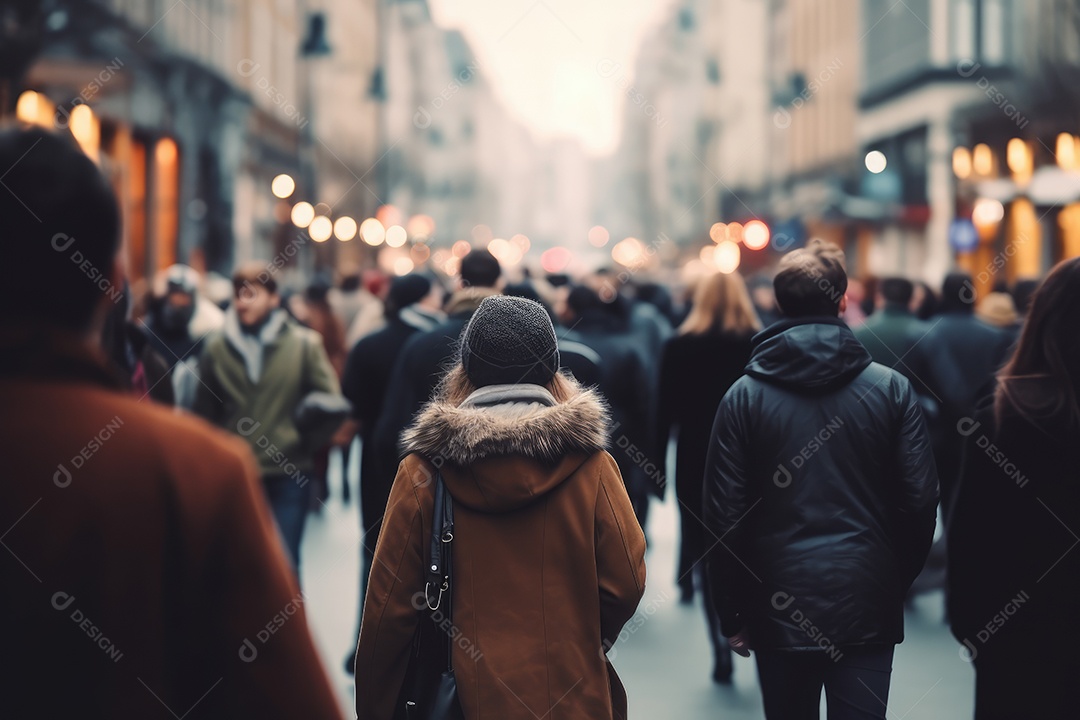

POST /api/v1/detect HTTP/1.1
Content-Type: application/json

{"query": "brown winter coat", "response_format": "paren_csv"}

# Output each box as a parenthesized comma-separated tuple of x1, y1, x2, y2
(0, 332, 343, 719)
(354, 381, 647, 720)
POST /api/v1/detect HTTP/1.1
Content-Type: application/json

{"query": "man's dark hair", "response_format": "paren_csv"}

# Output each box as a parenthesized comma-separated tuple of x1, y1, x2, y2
(0, 128, 120, 331)
(459, 249, 500, 288)
(773, 239, 848, 318)
(879, 277, 914, 307)
(940, 272, 975, 313)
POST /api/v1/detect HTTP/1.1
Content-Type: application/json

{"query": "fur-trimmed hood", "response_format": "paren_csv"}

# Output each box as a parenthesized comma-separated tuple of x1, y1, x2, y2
(399, 379, 610, 512)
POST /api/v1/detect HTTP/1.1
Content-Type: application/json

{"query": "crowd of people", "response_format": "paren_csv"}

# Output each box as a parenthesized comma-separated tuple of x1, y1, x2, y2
(4, 127, 1079, 720)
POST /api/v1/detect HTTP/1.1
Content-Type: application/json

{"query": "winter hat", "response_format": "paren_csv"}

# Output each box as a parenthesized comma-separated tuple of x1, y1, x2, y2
(460, 295, 560, 388)
(388, 274, 432, 311)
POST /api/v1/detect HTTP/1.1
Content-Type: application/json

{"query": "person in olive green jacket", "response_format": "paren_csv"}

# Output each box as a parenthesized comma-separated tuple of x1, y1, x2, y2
(194, 262, 340, 573)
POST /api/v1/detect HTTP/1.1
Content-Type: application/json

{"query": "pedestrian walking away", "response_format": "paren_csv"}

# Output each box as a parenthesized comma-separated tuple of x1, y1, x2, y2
(703, 239, 939, 720)
(353, 295, 646, 720)
(947, 258, 1080, 720)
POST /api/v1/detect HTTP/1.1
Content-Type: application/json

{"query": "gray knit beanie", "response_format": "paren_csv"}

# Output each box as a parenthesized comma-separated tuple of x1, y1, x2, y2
(460, 295, 560, 388)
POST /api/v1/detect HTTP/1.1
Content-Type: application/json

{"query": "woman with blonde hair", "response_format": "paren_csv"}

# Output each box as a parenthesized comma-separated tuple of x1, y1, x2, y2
(354, 295, 647, 720)
(656, 269, 760, 683)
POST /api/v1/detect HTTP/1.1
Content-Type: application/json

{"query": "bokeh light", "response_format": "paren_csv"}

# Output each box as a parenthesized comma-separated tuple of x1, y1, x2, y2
(385, 225, 408, 248)
(865, 150, 887, 174)
(541, 246, 573, 273)
(743, 220, 770, 250)
(333, 216, 357, 241)
(714, 240, 741, 274)
(588, 226, 610, 247)
(308, 216, 333, 242)
(271, 174, 295, 199)
(291, 201, 315, 228)
(360, 218, 386, 245)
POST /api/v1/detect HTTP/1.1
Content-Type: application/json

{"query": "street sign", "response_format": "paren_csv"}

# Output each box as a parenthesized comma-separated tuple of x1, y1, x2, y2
(949, 219, 980, 252)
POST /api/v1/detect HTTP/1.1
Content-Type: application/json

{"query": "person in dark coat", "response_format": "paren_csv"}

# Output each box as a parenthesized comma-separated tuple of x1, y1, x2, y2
(947, 261, 1079, 720)
(908, 272, 1011, 515)
(562, 285, 654, 526)
(141, 265, 207, 407)
(656, 270, 759, 683)
(853, 277, 930, 385)
(340, 273, 443, 674)
(370, 250, 503, 490)
(102, 284, 175, 405)
(704, 239, 939, 720)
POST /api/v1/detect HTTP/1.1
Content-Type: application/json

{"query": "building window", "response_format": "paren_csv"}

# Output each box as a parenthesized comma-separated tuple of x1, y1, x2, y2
(982, 0, 1007, 64)
(952, 0, 976, 61)
(952, 0, 1010, 65)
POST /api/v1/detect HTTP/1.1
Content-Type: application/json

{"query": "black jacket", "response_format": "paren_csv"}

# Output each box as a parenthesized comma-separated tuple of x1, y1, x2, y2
(573, 308, 657, 499)
(906, 312, 1011, 513)
(947, 395, 1080, 659)
(657, 330, 754, 501)
(704, 317, 938, 650)
(342, 317, 424, 535)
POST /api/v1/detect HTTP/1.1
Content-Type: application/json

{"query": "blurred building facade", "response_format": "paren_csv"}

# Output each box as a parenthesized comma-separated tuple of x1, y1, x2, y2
(606, 0, 1080, 286)
(616, 0, 718, 247)
(14, 0, 380, 290)
(380, 0, 539, 263)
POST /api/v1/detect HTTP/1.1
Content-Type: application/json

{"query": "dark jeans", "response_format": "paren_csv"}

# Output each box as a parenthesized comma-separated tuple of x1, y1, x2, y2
(755, 645, 895, 720)
(263, 473, 312, 575)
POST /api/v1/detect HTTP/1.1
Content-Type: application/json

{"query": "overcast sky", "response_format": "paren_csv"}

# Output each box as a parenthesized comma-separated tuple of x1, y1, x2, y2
(429, 0, 669, 156)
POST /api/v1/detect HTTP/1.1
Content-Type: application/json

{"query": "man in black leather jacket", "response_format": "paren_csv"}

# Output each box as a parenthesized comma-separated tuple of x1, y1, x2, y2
(703, 240, 938, 720)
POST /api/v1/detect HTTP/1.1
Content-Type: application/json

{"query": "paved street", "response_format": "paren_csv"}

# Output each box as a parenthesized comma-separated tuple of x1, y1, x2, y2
(301, 449, 974, 719)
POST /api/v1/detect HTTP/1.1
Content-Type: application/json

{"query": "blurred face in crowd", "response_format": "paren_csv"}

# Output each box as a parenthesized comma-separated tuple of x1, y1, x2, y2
(160, 290, 195, 332)
(234, 283, 279, 328)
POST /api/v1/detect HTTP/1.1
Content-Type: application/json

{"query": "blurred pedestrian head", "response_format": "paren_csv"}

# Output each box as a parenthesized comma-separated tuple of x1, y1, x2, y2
(679, 271, 761, 337)
(565, 285, 602, 319)
(0, 127, 121, 333)
(996, 257, 1080, 430)
(940, 272, 976, 313)
(231, 261, 280, 328)
(459, 249, 501, 289)
(1011, 278, 1040, 316)
(385, 273, 434, 318)
(156, 265, 199, 333)
(976, 292, 1019, 329)
(635, 282, 677, 324)
(772, 239, 848, 318)
(879, 277, 914, 308)
(304, 278, 332, 306)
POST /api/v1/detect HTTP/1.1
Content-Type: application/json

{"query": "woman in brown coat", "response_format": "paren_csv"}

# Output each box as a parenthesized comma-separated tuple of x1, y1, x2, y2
(354, 295, 647, 720)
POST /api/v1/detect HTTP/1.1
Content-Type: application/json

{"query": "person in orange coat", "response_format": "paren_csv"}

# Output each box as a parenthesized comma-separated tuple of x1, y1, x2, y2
(354, 295, 647, 720)
(0, 127, 342, 719)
